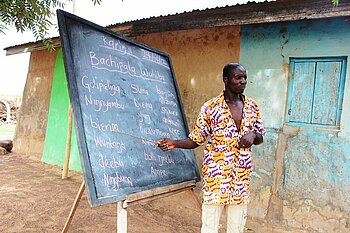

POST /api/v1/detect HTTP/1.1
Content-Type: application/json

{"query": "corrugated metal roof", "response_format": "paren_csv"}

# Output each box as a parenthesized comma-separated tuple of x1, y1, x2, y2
(104, 0, 275, 27)
(5, 0, 350, 55)
(4, 0, 274, 50)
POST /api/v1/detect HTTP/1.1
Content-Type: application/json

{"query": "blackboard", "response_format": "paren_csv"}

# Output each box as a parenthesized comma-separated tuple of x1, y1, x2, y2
(57, 10, 200, 206)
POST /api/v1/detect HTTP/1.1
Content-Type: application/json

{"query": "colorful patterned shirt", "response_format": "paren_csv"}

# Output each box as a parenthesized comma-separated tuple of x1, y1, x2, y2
(189, 92, 265, 205)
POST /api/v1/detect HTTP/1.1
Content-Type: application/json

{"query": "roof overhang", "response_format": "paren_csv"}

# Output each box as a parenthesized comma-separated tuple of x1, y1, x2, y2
(5, 0, 350, 55)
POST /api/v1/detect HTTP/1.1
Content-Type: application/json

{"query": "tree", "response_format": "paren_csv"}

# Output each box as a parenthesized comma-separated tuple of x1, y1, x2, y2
(0, 0, 102, 51)
(332, 0, 339, 5)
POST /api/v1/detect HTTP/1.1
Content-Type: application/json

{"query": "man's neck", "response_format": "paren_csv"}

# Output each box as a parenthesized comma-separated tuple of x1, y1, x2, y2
(224, 91, 242, 104)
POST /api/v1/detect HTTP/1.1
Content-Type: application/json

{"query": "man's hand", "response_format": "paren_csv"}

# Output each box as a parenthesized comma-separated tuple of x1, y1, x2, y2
(238, 131, 263, 148)
(238, 132, 255, 148)
(156, 138, 175, 151)
(156, 138, 199, 151)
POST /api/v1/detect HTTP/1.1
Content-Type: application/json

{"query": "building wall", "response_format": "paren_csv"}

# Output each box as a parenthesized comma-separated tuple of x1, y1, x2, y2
(240, 17, 350, 232)
(13, 50, 58, 159)
(134, 26, 241, 129)
(42, 50, 81, 171)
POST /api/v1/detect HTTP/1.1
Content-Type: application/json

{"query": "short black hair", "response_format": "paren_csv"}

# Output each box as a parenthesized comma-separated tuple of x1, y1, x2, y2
(223, 62, 245, 79)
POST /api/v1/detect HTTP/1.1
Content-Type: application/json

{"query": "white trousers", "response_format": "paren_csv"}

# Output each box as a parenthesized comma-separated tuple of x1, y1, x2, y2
(201, 204, 247, 233)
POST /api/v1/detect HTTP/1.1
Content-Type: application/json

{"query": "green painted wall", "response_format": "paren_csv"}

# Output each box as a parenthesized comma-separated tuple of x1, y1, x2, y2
(42, 50, 81, 172)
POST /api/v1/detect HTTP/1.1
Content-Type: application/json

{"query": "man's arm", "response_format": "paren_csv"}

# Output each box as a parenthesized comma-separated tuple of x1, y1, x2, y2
(238, 131, 263, 148)
(253, 132, 263, 145)
(157, 138, 199, 151)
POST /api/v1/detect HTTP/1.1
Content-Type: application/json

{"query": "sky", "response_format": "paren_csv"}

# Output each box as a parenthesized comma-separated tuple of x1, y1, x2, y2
(0, 30, 32, 96)
(0, 0, 269, 97)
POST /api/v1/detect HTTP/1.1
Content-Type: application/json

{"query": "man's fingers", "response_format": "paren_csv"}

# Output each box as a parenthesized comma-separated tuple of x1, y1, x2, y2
(156, 139, 166, 147)
(239, 141, 252, 148)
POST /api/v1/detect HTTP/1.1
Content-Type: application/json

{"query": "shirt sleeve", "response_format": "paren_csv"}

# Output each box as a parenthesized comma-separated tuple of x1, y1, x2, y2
(253, 101, 266, 136)
(189, 104, 211, 146)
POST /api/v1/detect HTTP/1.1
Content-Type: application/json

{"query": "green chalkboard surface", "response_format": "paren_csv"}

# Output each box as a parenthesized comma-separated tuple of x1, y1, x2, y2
(57, 10, 200, 206)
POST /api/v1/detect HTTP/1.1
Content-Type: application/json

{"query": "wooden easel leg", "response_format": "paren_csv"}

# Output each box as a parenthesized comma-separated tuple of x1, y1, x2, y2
(62, 104, 73, 179)
(61, 181, 85, 233)
(117, 201, 127, 233)
(187, 189, 202, 216)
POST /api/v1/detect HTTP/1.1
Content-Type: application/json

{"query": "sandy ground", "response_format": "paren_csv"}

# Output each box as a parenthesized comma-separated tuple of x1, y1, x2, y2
(0, 125, 311, 233)
(0, 154, 203, 233)
(0, 117, 314, 233)
(0, 152, 308, 233)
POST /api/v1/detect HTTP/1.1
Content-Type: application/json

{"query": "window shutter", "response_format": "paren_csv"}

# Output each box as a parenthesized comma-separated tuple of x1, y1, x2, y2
(289, 62, 315, 123)
(287, 57, 346, 127)
(312, 61, 342, 125)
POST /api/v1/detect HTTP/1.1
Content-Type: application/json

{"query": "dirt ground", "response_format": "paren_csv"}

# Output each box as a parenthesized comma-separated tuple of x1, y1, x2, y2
(0, 152, 306, 233)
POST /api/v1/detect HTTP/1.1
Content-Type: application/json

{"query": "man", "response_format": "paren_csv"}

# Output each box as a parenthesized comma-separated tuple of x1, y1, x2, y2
(157, 62, 265, 233)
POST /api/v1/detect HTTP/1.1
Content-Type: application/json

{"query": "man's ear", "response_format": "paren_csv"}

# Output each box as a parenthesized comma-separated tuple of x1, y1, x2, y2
(224, 77, 228, 84)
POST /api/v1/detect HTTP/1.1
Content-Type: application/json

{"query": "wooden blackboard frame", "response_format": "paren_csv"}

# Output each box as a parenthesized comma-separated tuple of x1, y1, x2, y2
(57, 10, 200, 206)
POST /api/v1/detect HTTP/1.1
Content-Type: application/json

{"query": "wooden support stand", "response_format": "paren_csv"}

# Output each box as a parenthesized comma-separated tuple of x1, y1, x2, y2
(61, 181, 85, 233)
(61, 180, 201, 233)
(62, 104, 72, 179)
(117, 202, 127, 233)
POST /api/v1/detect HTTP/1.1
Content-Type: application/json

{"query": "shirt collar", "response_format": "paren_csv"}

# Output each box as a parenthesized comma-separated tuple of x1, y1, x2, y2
(220, 91, 246, 106)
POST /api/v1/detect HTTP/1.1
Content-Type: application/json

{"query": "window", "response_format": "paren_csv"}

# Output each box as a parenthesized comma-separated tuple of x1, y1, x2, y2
(286, 57, 347, 127)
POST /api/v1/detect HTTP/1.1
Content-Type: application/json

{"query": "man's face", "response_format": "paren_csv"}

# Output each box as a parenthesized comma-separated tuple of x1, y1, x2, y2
(226, 67, 247, 94)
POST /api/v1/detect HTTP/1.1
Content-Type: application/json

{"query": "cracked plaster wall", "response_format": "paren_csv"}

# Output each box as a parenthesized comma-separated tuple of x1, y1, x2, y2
(240, 17, 350, 232)
(13, 50, 58, 159)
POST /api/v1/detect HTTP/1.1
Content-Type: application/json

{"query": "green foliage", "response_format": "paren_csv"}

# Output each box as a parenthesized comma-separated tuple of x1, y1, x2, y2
(0, 19, 6, 34)
(332, 0, 339, 5)
(92, 0, 103, 5)
(0, 0, 67, 51)
(0, 0, 104, 51)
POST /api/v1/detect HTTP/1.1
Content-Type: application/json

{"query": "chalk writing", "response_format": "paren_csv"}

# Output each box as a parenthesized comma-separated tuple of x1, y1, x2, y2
(89, 51, 137, 75)
(140, 66, 165, 83)
(134, 98, 153, 109)
(151, 167, 166, 177)
(139, 123, 171, 138)
(130, 83, 149, 95)
(93, 134, 126, 153)
(141, 139, 158, 149)
(158, 154, 175, 165)
(156, 86, 175, 99)
(142, 49, 169, 68)
(161, 106, 178, 116)
(159, 97, 177, 107)
(90, 114, 119, 132)
(144, 151, 175, 165)
(138, 112, 151, 124)
(89, 50, 166, 83)
(85, 94, 124, 112)
(144, 150, 157, 162)
(98, 154, 124, 169)
(100, 36, 138, 59)
(168, 127, 180, 135)
(104, 172, 133, 190)
(81, 75, 122, 96)
(162, 117, 180, 128)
